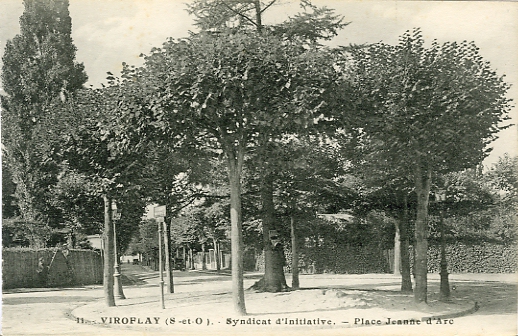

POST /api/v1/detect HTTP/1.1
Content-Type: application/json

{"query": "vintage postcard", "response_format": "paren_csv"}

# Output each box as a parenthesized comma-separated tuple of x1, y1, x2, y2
(1, 1, 516, 336)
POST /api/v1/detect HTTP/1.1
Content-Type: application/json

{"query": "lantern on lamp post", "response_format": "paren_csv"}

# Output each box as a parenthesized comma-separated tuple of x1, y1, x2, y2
(112, 201, 125, 300)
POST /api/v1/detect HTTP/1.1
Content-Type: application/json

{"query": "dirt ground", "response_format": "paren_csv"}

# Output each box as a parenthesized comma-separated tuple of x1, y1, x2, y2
(2, 264, 516, 336)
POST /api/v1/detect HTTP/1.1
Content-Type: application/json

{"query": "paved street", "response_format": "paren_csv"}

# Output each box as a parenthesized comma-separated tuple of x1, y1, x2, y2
(1, 264, 261, 336)
(2, 265, 516, 336)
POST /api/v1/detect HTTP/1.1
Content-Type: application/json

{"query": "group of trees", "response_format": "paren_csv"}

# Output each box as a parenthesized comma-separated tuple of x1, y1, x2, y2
(2, 0, 513, 315)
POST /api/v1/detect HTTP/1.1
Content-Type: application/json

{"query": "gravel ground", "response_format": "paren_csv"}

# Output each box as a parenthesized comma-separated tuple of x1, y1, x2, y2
(2, 265, 516, 336)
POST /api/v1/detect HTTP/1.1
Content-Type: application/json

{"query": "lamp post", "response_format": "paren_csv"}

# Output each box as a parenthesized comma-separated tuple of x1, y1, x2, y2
(112, 202, 126, 300)
(435, 190, 450, 301)
(154, 205, 166, 309)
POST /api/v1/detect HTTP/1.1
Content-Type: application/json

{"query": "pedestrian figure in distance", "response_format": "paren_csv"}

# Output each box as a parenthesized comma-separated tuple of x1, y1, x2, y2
(36, 257, 48, 287)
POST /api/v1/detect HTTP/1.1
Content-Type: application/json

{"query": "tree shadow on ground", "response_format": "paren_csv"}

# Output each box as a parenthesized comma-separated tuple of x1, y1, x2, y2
(449, 281, 516, 316)
(247, 306, 363, 316)
(261, 280, 515, 316)
(182, 274, 263, 285)
(296, 283, 402, 291)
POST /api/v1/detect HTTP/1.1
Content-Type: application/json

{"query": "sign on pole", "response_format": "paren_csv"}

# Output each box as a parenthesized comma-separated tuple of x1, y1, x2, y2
(154, 205, 166, 218)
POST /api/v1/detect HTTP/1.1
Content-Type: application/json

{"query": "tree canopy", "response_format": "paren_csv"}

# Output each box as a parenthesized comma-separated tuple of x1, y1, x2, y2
(349, 28, 512, 303)
(1, 0, 87, 246)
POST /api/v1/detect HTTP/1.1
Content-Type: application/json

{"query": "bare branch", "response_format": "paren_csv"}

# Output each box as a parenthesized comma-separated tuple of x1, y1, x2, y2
(260, 0, 276, 14)
(218, 0, 258, 27)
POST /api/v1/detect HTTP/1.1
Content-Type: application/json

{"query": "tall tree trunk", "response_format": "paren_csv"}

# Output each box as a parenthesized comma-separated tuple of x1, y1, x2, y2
(253, 0, 263, 32)
(103, 194, 115, 307)
(163, 220, 174, 293)
(290, 212, 299, 289)
(400, 193, 413, 292)
(227, 148, 246, 315)
(261, 174, 281, 292)
(250, 171, 288, 292)
(393, 220, 401, 275)
(413, 163, 432, 303)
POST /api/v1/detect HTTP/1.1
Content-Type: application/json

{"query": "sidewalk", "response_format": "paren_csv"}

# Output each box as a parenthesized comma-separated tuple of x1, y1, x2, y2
(70, 267, 499, 335)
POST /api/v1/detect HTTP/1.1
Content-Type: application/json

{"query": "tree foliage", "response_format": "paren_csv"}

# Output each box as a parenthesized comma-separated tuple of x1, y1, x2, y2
(187, 0, 348, 42)
(351, 29, 512, 173)
(350, 28, 512, 303)
(1, 0, 87, 246)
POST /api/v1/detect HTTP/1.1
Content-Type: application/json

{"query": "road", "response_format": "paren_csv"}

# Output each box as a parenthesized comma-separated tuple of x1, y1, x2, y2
(1, 264, 254, 336)
(2, 265, 516, 336)
(2, 285, 107, 335)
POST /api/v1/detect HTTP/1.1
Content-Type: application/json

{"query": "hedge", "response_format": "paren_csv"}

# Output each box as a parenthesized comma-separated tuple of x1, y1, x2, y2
(423, 242, 516, 273)
(254, 242, 516, 274)
(255, 243, 391, 274)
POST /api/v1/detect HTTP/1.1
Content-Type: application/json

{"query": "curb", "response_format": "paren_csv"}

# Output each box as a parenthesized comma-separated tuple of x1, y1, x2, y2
(421, 300, 479, 321)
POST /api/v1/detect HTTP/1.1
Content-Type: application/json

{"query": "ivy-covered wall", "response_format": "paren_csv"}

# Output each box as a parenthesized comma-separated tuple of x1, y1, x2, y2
(256, 243, 391, 274)
(255, 242, 516, 274)
(422, 242, 516, 273)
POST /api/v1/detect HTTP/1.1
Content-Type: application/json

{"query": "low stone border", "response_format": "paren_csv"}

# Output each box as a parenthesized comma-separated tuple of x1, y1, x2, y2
(421, 301, 479, 321)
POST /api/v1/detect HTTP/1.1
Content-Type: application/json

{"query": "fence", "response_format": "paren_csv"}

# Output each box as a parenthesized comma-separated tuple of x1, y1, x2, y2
(193, 251, 231, 270)
(2, 248, 103, 289)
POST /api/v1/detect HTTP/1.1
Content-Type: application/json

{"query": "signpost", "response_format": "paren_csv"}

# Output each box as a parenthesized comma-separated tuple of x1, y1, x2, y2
(154, 205, 166, 309)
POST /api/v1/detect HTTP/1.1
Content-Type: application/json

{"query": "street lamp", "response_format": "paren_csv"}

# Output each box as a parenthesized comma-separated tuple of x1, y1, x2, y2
(112, 201, 126, 300)
(435, 190, 450, 301)
(154, 205, 167, 309)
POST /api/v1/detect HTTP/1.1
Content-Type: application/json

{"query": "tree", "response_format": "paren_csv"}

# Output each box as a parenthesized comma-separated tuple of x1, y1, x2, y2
(441, 156, 517, 245)
(485, 154, 517, 209)
(268, 134, 354, 288)
(2, 158, 19, 219)
(187, 0, 347, 41)
(1, 0, 87, 246)
(119, 27, 340, 314)
(350, 28, 512, 303)
(187, 0, 350, 294)
(57, 85, 148, 306)
(345, 138, 416, 292)
(129, 219, 160, 269)
(49, 166, 104, 246)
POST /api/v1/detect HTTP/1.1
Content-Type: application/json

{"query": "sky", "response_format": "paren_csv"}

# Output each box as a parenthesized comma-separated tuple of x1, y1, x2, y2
(0, 0, 516, 166)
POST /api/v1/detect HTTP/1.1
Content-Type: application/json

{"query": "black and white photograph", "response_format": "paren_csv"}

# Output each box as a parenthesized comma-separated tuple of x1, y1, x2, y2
(1, 1, 517, 335)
